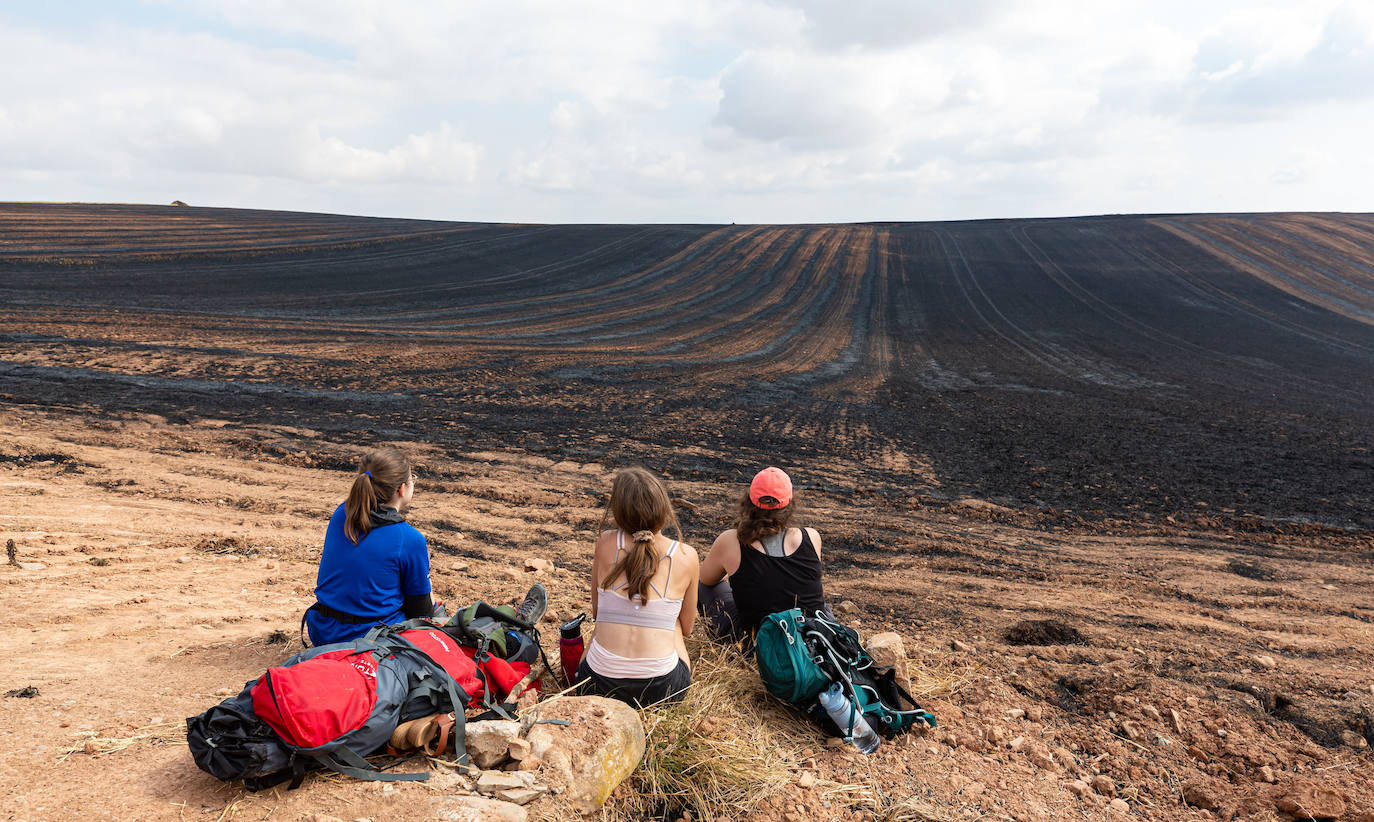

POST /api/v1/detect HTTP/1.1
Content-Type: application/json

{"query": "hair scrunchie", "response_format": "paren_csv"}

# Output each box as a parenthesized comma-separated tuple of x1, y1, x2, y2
(363, 471, 372, 479)
(631, 530, 654, 543)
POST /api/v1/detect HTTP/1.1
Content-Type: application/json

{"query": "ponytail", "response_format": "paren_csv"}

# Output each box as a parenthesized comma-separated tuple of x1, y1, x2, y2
(598, 469, 681, 602)
(343, 449, 411, 544)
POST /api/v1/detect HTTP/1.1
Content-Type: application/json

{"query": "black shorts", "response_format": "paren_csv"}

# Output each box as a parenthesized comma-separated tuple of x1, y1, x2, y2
(575, 657, 691, 708)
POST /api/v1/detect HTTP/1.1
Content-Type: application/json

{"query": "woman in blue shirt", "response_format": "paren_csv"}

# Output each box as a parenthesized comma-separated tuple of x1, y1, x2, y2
(303, 447, 437, 646)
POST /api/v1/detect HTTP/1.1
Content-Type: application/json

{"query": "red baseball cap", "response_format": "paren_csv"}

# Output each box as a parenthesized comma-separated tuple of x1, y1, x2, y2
(749, 466, 793, 509)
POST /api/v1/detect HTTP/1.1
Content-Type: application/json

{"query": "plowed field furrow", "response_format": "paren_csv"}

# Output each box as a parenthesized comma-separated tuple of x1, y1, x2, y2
(3, 205, 1373, 527)
(1156, 216, 1374, 325)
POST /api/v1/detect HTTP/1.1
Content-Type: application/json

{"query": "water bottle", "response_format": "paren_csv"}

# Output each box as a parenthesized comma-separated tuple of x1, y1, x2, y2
(818, 683, 881, 754)
(558, 612, 587, 686)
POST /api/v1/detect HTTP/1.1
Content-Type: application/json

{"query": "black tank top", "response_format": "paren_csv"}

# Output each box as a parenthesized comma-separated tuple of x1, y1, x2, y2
(731, 528, 827, 633)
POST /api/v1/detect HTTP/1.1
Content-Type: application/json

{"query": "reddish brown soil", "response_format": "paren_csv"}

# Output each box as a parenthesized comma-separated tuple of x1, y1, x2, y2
(1, 205, 1371, 821)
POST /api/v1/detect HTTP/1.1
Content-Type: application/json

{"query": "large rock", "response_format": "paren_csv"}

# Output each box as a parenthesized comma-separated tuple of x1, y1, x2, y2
(465, 720, 522, 768)
(1274, 780, 1346, 820)
(866, 632, 905, 672)
(432, 795, 528, 822)
(526, 695, 645, 813)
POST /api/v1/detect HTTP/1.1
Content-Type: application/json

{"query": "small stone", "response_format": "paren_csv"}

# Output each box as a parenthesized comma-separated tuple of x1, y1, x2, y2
(1109, 799, 1129, 814)
(835, 600, 859, 616)
(1120, 720, 1143, 741)
(516, 756, 542, 771)
(475, 770, 534, 794)
(1169, 708, 1184, 735)
(1339, 729, 1368, 749)
(1254, 654, 1276, 669)
(508, 737, 533, 760)
(986, 726, 1007, 746)
(1066, 780, 1091, 798)
(433, 795, 528, 822)
(1005, 708, 1025, 721)
(1257, 766, 1275, 783)
(466, 721, 522, 769)
(798, 771, 816, 789)
(956, 734, 983, 752)
(1187, 745, 1209, 763)
(304, 815, 347, 822)
(1008, 736, 1026, 752)
(1028, 750, 1057, 771)
(1091, 775, 1116, 798)
(523, 558, 554, 573)
(541, 610, 560, 625)
(1275, 780, 1345, 819)
(1141, 705, 1161, 721)
(215, 687, 234, 697)
(866, 632, 905, 671)
(1182, 782, 1220, 811)
(951, 639, 974, 653)
(495, 787, 546, 806)
(177, 556, 191, 564)
(825, 737, 847, 749)
(1025, 705, 1043, 722)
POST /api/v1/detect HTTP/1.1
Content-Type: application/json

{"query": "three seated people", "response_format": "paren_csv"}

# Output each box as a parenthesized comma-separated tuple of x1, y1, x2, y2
(304, 450, 828, 708)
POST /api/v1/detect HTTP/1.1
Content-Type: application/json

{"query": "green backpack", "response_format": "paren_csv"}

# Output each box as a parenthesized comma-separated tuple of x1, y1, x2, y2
(756, 610, 833, 704)
(756, 608, 937, 736)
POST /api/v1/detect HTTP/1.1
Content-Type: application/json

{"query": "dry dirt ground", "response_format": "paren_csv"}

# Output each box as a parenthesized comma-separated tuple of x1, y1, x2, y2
(1, 409, 1370, 822)
(1, 205, 1372, 821)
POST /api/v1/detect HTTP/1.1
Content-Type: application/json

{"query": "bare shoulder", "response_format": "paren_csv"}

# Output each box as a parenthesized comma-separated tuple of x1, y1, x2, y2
(713, 528, 741, 548)
(674, 540, 700, 566)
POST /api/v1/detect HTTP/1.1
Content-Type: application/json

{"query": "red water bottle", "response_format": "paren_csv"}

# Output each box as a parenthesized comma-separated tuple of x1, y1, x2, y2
(559, 613, 586, 687)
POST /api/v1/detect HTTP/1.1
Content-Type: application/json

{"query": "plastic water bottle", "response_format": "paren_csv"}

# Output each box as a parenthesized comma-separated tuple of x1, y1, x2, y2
(818, 683, 881, 754)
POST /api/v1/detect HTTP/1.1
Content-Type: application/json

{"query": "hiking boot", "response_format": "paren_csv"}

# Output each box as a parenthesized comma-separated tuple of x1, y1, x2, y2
(514, 583, 548, 626)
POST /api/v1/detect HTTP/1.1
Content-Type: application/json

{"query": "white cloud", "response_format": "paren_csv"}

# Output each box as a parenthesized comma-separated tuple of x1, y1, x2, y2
(0, 1, 1370, 221)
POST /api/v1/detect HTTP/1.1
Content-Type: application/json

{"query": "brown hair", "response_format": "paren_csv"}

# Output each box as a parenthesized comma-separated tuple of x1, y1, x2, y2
(344, 448, 411, 544)
(598, 467, 682, 602)
(734, 490, 796, 547)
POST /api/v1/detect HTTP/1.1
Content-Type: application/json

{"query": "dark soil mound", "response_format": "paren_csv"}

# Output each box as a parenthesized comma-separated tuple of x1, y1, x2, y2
(1005, 619, 1083, 646)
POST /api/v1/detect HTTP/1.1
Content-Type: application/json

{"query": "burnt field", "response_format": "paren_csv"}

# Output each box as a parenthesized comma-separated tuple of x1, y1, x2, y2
(3, 203, 1371, 529)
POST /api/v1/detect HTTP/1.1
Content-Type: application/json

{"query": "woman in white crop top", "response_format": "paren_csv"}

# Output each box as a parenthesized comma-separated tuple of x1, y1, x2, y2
(576, 467, 699, 707)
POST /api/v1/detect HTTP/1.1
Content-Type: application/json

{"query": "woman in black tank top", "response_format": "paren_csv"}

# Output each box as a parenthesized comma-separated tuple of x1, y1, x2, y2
(698, 467, 830, 642)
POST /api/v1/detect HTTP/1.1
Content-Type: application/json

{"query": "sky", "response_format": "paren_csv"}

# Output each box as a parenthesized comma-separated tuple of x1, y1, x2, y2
(1, 1, 1371, 224)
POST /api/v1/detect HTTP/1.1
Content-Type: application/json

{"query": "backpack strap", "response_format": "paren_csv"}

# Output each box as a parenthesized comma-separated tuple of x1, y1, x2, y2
(761, 531, 788, 558)
(313, 747, 430, 782)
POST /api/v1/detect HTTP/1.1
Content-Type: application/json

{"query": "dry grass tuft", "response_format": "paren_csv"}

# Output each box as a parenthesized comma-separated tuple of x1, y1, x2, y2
(58, 720, 186, 760)
(528, 635, 969, 822)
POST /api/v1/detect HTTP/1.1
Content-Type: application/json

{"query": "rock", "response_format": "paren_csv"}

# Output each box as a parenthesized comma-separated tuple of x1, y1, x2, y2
(867, 632, 905, 671)
(1005, 708, 1026, 721)
(1181, 781, 1220, 811)
(986, 726, 1007, 746)
(508, 737, 533, 760)
(432, 795, 529, 822)
(516, 756, 542, 771)
(1187, 745, 1209, 763)
(1141, 705, 1161, 721)
(1008, 736, 1026, 752)
(1274, 780, 1345, 819)
(825, 736, 847, 749)
(1091, 775, 1116, 798)
(835, 600, 859, 616)
(1340, 729, 1368, 749)
(496, 787, 546, 806)
(525, 696, 645, 814)
(1109, 798, 1129, 813)
(541, 610, 560, 624)
(1369, 684, 1374, 696)
(475, 770, 534, 793)
(1120, 720, 1143, 741)
(1028, 750, 1057, 771)
(955, 734, 983, 752)
(523, 558, 554, 573)
(466, 721, 522, 768)
(798, 771, 816, 789)
(1258, 766, 1275, 783)
(950, 639, 974, 653)
(1169, 708, 1184, 736)
(1066, 780, 1091, 798)
(177, 556, 191, 564)
(1254, 654, 1276, 669)
(305, 816, 346, 822)
(1025, 705, 1043, 722)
